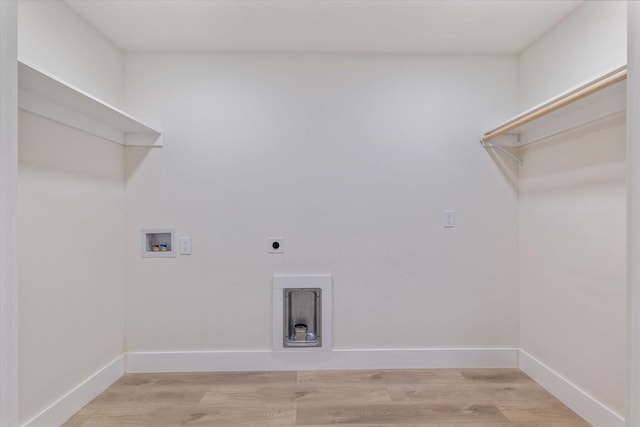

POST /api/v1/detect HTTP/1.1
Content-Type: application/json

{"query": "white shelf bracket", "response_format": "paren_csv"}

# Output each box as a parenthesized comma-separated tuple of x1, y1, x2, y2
(480, 138, 523, 166)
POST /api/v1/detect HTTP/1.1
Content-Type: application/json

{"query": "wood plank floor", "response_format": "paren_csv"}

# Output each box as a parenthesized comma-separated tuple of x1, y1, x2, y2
(62, 369, 591, 426)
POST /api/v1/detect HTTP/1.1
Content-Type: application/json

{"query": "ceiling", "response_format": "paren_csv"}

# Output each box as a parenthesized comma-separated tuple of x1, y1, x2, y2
(64, 0, 582, 55)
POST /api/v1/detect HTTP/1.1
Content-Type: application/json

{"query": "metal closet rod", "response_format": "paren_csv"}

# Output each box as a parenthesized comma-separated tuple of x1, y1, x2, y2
(482, 65, 628, 143)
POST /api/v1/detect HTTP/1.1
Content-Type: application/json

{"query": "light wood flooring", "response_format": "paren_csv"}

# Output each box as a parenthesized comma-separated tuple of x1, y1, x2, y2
(62, 369, 590, 426)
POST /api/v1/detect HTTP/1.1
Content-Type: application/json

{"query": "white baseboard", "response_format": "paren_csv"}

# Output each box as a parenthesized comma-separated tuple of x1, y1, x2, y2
(519, 350, 624, 427)
(23, 348, 623, 427)
(125, 347, 518, 373)
(22, 355, 124, 427)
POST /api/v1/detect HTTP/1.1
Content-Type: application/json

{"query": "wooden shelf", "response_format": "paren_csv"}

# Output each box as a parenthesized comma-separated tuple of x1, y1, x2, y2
(18, 61, 162, 147)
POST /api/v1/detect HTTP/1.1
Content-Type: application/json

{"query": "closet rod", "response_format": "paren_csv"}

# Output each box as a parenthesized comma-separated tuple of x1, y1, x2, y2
(482, 65, 627, 143)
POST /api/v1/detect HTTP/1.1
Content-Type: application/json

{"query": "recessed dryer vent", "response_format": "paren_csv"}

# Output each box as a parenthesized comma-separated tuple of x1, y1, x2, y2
(273, 275, 332, 351)
(284, 288, 321, 348)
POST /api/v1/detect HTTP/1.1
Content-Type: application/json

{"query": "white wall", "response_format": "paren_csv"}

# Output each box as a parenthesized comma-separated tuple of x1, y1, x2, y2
(518, 0, 627, 111)
(18, 111, 125, 424)
(0, 1, 19, 426)
(16, 1, 127, 423)
(518, 116, 627, 416)
(124, 53, 520, 353)
(18, 0, 124, 107)
(517, 0, 628, 421)
(627, 3, 640, 424)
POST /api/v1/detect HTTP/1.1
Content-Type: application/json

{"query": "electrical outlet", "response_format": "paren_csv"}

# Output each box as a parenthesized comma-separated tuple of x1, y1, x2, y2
(268, 238, 284, 253)
(179, 237, 192, 255)
(443, 210, 455, 228)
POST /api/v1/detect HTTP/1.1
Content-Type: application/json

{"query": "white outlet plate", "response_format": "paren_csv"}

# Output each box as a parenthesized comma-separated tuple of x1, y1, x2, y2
(443, 210, 455, 228)
(179, 237, 192, 255)
(268, 237, 284, 253)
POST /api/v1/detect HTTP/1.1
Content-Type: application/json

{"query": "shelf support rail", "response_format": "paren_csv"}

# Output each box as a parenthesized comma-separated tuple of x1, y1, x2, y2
(481, 65, 627, 144)
(480, 138, 523, 166)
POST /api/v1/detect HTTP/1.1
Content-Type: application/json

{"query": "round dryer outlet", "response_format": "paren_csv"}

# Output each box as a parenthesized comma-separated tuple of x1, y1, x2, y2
(268, 238, 284, 253)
